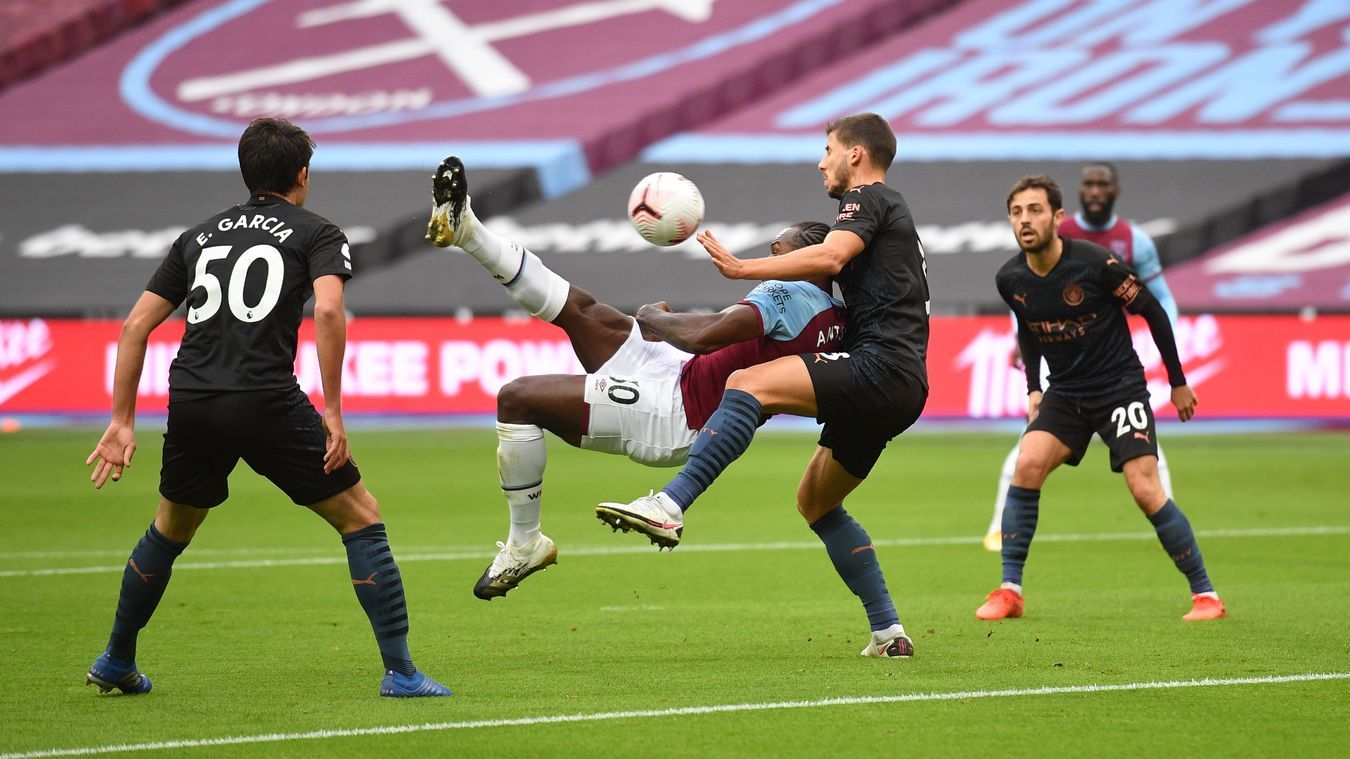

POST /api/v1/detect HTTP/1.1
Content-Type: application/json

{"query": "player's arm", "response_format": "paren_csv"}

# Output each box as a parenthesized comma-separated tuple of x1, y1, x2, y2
(86, 291, 176, 488)
(312, 274, 351, 473)
(1131, 227, 1179, 324)
(1016, 318, 1044, 421)
(636, 301, 761, 354)
(1101, 260, 1196, 421)
(697, 228, 862, 281)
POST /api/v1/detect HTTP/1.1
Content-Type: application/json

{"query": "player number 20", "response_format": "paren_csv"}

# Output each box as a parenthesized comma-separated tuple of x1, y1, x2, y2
(188, 244, 284, 324)
(1110, 401, 1149, 438)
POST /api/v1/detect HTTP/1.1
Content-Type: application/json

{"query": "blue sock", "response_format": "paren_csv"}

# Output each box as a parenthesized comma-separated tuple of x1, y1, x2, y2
(662, 389, 762, 511)
(1147, 500, 1214, 594)
(1001, 486, 1040, 586)
(342, 523, 416, 676)
(810, 506, 899, 632)
(107, 523, 188, 662)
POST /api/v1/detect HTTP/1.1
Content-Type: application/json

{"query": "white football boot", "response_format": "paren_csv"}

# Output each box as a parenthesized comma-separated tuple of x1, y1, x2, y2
(472, 533, 558, 600)
(596, 491, 684, 550)
(860, 624, 915, 658)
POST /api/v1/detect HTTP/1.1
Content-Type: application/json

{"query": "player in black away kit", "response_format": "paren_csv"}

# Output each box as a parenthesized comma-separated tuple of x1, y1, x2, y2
(976, 175, 1225, 622)
(83, 118, 451, 697)
(600, 113, 930, 658)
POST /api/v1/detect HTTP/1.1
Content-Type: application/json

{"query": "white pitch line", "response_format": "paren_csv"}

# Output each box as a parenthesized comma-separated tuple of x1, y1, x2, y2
(3, 525, 1346, 579)
(3, 672, 1346, 758)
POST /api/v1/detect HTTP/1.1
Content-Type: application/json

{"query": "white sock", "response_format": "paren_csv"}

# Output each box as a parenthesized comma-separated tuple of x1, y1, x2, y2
(655, 491, 684, 519)
(989, 442, 1019, 534)
(1157, 443, 1174, 499)
(497, 422, 546, 547)
(1000, 582, 1023, 596)
(461, 218, 569, 322)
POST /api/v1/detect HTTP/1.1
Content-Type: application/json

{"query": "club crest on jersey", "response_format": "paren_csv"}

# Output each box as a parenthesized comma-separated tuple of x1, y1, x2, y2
(1111, 240, 1128, 255)
(1063, 283, 1085, 306)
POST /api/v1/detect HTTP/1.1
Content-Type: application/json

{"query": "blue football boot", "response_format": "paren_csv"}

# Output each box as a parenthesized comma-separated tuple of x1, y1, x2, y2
(86, 651, 152, 694)
(380, 669, 453, 698)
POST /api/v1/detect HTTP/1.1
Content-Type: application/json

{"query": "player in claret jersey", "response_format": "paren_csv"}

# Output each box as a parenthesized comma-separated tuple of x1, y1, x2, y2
(424, 157, 845, 600)
(83, 118, 451, 698)
(982, 162, 1180, 552)
(976, 175, 1225, 623)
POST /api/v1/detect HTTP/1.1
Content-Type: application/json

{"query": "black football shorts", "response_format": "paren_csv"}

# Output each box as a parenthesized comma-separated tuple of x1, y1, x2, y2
(803, 351, 927, 479)
(160, 386, 361, 508)
(1025, 387, 1159, 472)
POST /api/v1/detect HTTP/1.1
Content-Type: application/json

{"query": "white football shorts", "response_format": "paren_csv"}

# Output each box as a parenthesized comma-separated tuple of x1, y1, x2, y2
(581, 322, 698, 467)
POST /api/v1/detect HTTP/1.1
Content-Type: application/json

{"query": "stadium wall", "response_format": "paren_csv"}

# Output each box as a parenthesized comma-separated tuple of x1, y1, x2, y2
(3, 315, 1349, 421)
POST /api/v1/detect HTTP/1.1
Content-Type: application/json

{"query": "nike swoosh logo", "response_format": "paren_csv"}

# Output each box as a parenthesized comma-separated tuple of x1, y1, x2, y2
(0, 360, 56, 406)
(1146, 357, 1226, 408)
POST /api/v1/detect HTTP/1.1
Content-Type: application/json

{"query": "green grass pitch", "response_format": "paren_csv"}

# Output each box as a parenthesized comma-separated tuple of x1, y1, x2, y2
(1, 428, 1348, 756)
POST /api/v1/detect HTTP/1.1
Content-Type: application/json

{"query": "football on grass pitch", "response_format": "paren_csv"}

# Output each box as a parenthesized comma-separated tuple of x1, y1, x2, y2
(627, 172, 704, 247)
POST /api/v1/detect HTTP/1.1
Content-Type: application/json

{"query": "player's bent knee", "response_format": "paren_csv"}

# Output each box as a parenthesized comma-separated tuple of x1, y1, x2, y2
(310, 482, 382, 534)
(154, 498, 209, 543)
(496, 377, 541, 424)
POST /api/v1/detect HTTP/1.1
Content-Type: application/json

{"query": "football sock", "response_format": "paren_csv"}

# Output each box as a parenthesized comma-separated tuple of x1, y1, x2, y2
(661, 389, 762, 511)
(497, 422, 546, 547)
(810, 506, 899, 632)
(107, 523, 187, 662)
(1156, 444, 1174, 498)
(342, 523, 416, 676)
(1147, 499, 1214, 594)
(1000, 486, 1040, 586)
(988, 442, 1019, 535)
(460, 220, 568, 322)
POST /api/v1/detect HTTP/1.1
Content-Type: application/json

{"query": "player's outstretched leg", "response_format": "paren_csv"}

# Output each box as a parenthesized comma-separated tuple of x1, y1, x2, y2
(984, 442, 1020, 552)
(598, 388, 762, 548)
(342, 522, 452, 697)
(85, 521, 190, 695)
(425, 155, 569, 321)
(474, 422, 558, 599)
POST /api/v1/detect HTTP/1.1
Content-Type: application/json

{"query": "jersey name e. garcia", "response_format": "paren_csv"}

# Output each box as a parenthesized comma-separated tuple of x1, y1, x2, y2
(145, 195, 352, 394)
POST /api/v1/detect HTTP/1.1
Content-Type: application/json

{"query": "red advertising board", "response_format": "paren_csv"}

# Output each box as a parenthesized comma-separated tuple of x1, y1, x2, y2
(2, 315, 1348, 419)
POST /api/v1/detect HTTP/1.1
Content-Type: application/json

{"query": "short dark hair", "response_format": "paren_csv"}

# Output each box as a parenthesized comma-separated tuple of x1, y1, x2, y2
(1006, 175, 1062, 212)
(778, 221, 830, 250)
(1083, 161, 1119, 181)
(238, 118, 315, 195)
(825, 113, 896, 172)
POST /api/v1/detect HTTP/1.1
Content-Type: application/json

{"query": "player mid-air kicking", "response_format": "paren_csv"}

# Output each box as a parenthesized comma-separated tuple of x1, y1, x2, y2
(425, 157, 845, 600)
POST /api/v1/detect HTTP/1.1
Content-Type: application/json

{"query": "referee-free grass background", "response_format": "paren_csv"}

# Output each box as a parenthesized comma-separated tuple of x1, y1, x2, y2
(2, 428, 1348, 756)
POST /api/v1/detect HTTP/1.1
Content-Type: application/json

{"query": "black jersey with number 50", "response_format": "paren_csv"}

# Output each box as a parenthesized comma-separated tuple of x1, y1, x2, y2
(145, 195, 352, 394)
(829, 182, 930, 389)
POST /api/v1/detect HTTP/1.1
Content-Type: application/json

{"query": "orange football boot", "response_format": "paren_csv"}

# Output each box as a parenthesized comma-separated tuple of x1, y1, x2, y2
(976, 588, 1024, 620)
(1182, 593, 1226, 621)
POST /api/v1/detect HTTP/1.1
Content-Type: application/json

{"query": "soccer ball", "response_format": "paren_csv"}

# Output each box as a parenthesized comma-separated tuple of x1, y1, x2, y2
(627, 172, 704, 247)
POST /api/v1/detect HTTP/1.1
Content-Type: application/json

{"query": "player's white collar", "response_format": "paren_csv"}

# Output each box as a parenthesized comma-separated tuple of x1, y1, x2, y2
(1073, 211, 1118, 232)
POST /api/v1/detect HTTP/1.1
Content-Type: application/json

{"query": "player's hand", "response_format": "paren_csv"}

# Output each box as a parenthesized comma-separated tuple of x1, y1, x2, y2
(321, 407, 351, 474)
(86, 421, 136, 489)
(697, 229, 748, 279)
(1171, 385, 1198, 422)
(1009, 344, 1023, 370)
(636, 301, 673, 341)
(1026, 390, 1043, 423)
